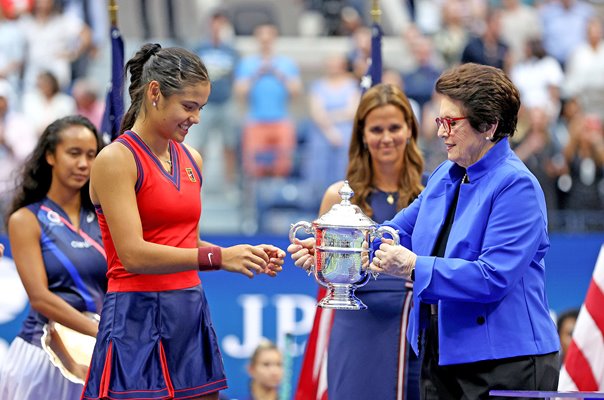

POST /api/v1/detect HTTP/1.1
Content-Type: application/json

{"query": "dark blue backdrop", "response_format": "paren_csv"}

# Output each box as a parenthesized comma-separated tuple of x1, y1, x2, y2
(0, 233, 602, 399)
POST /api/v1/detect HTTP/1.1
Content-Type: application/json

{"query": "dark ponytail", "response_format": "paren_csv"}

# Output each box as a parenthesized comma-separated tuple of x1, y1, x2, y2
(119, 43, 210, 133)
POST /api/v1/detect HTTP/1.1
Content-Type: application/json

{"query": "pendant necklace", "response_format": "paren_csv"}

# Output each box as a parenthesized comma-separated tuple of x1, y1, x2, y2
(386, 193, 395, 205)
(136, 133, 171, 166)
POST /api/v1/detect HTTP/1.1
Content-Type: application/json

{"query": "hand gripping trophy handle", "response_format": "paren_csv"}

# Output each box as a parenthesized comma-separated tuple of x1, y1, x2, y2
(289, 221, 315, 274)
(369, 226, 400, 278)
(371, 225, 400, 246)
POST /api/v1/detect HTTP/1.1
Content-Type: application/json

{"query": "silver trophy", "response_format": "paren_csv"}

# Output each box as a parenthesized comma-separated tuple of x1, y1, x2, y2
(289, 181, 400, 310)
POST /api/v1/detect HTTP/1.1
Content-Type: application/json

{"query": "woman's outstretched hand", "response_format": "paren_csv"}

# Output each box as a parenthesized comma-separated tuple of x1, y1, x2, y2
(221, 245, 270, 278)
(257, 244, 286, 277)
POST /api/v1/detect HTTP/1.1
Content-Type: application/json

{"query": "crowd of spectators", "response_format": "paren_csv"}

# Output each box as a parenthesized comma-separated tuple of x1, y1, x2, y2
(1, 0, 603, 234)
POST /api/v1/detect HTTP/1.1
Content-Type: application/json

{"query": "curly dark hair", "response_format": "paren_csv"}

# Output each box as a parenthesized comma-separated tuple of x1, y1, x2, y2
(7, 115, 101, 223)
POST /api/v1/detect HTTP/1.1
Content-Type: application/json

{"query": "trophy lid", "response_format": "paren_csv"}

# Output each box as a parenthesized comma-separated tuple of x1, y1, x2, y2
(314, 181, 377, 228)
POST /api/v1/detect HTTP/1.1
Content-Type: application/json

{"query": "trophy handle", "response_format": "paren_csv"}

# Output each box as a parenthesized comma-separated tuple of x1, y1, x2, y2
(372, 225, 400, 246)
(288, 221, 315, 273)
(288, 221, 313, 243)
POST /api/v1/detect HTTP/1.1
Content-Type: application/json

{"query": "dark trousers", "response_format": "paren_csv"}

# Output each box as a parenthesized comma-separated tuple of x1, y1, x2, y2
(420, 315, 560, 400)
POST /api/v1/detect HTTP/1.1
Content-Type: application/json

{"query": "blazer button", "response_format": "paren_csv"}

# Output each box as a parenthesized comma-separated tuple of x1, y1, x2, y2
(476, 316, 485, 325)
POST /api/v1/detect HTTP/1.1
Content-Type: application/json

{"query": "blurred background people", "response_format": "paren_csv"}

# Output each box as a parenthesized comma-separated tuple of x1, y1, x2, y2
(234, 23, 303, 178)
(557, 308, 580, 365)
(71, 78, 104, 130)
(303, 53, 360, 198)
(510, 38, 564, 124)
(22, 70, 76, 136)
(461, 7, 511, 71)
(563, 16, 604, 121)
(0, 79, 36, 231)
(246, 340, 284, 400)
(18, 0, 91, 92)
(187, 8, 240, 191)
(559, 113, 604, 213)
(0, 5, 25, 95)
(498, 0, 541, 65)
(539, 0, 593, 69)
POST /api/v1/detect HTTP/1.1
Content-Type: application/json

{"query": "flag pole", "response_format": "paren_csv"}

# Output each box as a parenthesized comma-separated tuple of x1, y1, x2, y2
(360, 0, 382, 91)
(108, 0, 118, 28)
(100, 0, 125, 144)
(370, 0, 381, 24)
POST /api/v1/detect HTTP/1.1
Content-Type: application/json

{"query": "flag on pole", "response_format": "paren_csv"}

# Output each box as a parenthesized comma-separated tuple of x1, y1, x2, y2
(559, 244, 604, 391)
(100, 24, 125, 145)
(360, 21, 383, 93)
(294, 287, 333, 400)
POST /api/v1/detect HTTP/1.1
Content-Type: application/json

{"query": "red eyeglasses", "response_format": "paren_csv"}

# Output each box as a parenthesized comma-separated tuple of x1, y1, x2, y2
(435, 116, 467, 134)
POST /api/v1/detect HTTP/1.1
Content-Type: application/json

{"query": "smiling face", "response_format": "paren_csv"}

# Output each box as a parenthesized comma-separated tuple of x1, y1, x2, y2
(46, 125, 98, 192)
(154, 81, 211, 143)
(363, 104, 411, 169)
(437, 96, 494, 168)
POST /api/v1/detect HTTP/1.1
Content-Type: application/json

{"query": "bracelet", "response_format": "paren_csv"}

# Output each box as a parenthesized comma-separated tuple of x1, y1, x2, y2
(197, 246, 222, 271)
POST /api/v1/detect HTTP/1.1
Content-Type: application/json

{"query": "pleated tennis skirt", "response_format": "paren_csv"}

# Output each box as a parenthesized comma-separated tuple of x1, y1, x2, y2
(82, 284, 227, 400)
(0, 336, 84, 400)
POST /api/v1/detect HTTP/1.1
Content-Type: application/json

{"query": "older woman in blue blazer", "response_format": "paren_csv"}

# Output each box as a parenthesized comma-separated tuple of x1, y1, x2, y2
(370, 63, 560, 398)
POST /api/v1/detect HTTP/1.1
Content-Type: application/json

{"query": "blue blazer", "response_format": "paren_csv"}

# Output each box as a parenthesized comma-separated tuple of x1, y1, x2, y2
(383, 138, 560, 365)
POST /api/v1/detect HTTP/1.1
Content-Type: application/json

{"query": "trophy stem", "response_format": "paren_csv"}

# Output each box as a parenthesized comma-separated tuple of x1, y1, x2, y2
(318, 284, 367, 310)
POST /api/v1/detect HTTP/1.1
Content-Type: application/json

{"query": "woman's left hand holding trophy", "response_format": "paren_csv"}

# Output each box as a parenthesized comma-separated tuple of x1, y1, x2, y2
(287, 238, 315, 273)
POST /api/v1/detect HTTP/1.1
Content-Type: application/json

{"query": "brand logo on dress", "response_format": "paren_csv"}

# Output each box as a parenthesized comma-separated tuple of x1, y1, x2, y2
(186, 168, 196, 182)
(71, 240, 92, 249)
(46, 210, 63, 226)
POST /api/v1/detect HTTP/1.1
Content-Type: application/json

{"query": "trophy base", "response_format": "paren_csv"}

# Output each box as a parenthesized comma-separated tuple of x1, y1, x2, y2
(318, 284, 367, 310)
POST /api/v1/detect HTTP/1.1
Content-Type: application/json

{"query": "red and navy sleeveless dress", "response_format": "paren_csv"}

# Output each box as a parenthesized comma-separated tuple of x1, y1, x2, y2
(82, 131, 227, 400)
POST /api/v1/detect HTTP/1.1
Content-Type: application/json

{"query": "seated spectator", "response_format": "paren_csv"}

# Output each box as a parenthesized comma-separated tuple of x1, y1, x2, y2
(22, 70, 76, 135)
(246, 340, 283, 400)
(71, 78, 104, 129)
(557, 308, 579, 365)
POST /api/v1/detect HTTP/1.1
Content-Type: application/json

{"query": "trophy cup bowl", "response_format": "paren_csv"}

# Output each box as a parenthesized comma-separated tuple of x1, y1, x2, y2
(289, 181, 400, 310)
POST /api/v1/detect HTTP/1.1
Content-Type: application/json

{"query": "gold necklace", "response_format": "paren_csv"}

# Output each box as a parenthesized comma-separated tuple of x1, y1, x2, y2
(136, 133, 171, 166)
